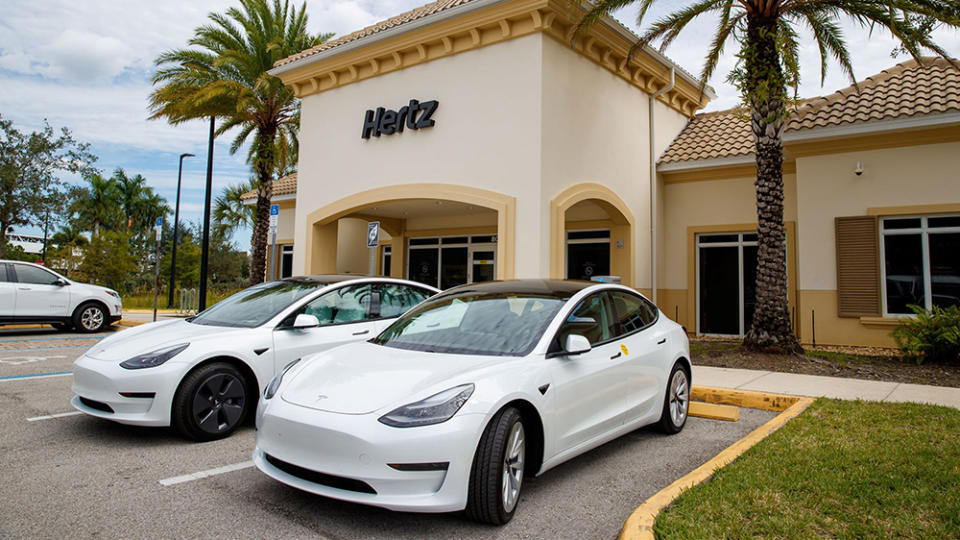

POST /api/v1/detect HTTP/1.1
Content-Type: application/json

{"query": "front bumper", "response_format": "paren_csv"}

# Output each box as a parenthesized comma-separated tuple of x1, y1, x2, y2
(254, 397, 488, 513)
(71, 354, 183, 427)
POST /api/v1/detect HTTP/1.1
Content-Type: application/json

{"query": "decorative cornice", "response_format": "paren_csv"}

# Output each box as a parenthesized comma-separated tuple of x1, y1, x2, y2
(272, 0, 709, 117)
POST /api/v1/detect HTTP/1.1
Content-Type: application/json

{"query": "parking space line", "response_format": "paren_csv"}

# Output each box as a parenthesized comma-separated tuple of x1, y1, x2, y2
(159, 461, 254, 486)
(27, 411, 83, 422)
(0, 371, 72, 382)
(0, 336, 103, 344)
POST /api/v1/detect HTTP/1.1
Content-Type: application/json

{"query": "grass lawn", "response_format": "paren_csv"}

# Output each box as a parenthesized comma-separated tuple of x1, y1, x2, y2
(655, 399, 960, 539)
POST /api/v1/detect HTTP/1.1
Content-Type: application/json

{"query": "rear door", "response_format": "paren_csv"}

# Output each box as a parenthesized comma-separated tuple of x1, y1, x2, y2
(0, 264, 16, 318)
(607, 290, 664, 423)
(11, 263, 71, 318)
(272, 283, 379, 370)
(370, 282, 434, 333)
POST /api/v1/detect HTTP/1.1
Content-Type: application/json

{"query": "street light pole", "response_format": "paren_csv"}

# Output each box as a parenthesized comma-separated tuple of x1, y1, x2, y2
(167, 152, 194, 308)
(199, 117, 215, 312)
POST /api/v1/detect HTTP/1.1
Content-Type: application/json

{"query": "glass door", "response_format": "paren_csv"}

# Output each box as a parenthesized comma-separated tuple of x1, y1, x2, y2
(696, 233, 759, 336)
(469, 246, 496, 283)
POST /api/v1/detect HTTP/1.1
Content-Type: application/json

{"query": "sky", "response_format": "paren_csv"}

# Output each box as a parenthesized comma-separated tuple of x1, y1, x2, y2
(2, 1, 958, 251)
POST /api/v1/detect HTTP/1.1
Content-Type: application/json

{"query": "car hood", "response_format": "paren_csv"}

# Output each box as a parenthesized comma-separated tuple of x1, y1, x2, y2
(84, 319, 238, 361)
(281, 341, 513, 415)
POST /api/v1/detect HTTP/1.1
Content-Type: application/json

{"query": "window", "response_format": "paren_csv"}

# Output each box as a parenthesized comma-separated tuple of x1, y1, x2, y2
(0, 263, 10, 282)
(608, 291, 658, 337)
(556, 293, 613, 346)
(377, 284, 431, 318)
(881, 215, 960, 314)
(14, 264, 60, 285)
(280, 245, 294, 279)
(696, 232, 760, 336)
(301, 284, 372, 325)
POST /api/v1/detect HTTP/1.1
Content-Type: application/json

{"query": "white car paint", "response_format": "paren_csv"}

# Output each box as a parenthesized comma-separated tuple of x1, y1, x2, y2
(0, 260, 122, 330)
(253, 281, 690, 516)
(71, 277, 438, 428)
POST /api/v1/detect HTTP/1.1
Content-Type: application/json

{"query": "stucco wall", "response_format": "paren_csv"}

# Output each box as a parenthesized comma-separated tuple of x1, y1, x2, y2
(292, 33, 544, 276)
(540, 36, 689, 288)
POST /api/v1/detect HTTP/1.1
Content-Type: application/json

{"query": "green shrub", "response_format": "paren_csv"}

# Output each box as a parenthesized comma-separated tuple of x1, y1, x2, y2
(891, 305, 960, 365)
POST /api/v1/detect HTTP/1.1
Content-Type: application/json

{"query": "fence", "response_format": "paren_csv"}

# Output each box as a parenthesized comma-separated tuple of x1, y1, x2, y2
(178, 288, 199, 315)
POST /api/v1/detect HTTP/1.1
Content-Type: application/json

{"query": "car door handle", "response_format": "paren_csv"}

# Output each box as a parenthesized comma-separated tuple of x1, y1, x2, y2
(18, 287, 31, 291)
(610, 352, 621, 359)
(657, 338, 667, 345)
(352, 329, 370, 336)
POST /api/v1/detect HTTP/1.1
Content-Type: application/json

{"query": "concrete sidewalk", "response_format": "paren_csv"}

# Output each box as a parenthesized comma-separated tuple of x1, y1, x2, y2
(694, 365, 960, 409)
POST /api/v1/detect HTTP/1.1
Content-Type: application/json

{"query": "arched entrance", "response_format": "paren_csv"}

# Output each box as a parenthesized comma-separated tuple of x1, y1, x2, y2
(550, 183, 635, 286)
(304, 183, 516, 288)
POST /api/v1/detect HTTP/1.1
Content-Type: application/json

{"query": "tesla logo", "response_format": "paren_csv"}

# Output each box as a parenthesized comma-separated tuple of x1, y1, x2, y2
(316, 395, 328, 401)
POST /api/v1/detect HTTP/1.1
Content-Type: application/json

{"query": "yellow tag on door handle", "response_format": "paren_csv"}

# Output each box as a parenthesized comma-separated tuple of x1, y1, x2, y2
(620, 344, 629, 356)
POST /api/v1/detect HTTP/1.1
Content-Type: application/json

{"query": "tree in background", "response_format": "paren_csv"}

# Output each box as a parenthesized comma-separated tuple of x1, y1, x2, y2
(76, 231, 137, 291)
(0, 114, 96, 258)
(575, 0, 960, 353)
(214, 180, 255, 237)
(149, 0, 330, 286)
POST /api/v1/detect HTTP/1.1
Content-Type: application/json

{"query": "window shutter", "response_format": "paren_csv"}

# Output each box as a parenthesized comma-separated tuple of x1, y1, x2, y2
(835, 216, 881, 317)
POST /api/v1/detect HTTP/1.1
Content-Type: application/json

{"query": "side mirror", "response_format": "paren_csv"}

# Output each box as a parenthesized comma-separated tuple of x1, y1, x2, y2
(564, 334, 592, 356)
(56, 279, 68, 287)
(292, 314, 320, 329)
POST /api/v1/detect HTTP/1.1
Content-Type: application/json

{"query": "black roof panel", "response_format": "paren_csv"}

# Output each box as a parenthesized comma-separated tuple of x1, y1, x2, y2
(440, 279, 596, 299)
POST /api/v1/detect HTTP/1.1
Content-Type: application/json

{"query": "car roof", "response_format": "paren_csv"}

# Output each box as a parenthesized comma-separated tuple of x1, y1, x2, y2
(282, 275, 439, 290)
(440, 279, 598, 299)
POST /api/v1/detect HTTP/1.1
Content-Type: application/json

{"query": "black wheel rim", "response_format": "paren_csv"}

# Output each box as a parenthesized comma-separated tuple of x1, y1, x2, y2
(192, 373, 245, 434)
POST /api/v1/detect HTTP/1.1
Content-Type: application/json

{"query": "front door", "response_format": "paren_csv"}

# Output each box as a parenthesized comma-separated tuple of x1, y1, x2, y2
(566, 230, 611, 281)
(469, 246, 496, 283)
(697, 233, 759, 336)
(0, 264, 16, 317)
(11, 263, 71, 318)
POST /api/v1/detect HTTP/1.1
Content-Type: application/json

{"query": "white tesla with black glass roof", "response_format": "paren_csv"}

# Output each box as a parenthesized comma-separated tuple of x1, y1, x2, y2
(254, 279, 691, 524)
(71, 276, 438, 441)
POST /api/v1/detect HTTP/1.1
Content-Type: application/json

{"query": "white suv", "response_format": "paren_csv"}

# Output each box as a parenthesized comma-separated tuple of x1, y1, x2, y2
(0, 260, 122, 333)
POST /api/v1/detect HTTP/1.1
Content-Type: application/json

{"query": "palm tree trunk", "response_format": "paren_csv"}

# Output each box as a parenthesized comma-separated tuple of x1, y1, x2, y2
(249, 130, 276, 285)
(742, 14, 802, 354)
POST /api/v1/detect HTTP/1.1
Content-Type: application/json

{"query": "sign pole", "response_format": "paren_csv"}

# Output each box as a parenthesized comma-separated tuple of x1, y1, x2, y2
(152, 217, 163, 323)
(269, 204, 279, 281)
(367, 221, 380, 276)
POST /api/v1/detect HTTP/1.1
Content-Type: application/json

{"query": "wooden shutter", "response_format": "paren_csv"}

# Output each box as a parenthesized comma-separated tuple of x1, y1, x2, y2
(835, 216, 881, 317)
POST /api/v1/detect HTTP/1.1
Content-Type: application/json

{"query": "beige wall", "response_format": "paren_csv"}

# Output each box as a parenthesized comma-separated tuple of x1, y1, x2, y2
(293, 33, 544, 277)
(540, 36, 689, 288)
(335, 218, 371, 274)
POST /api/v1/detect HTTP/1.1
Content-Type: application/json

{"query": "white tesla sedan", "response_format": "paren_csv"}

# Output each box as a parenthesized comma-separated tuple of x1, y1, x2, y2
(254, 280, 691, 524)
(71, 276, 438, 441)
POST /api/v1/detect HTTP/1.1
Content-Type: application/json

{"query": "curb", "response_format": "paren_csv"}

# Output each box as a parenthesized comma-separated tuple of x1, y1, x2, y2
(618, 386, 815, 540)
(117, 320, 148, 328)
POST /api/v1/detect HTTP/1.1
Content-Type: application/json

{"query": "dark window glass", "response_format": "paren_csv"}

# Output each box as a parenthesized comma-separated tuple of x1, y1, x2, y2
(190, 281, 321, 328)
(557, 294, 613, 346)
(472, 250, 496, 283)
(441, 236, 469, 245)
(301, 284, 372, 325)
(280, 246, 293, 279)
(408, 248, 439, 288)
(930, 232, 960, 309)
(14, 264, 60, 285)
(567, 242, 610, 280)
(471, 235, 495, 244)
(440, 247, 468, 289)
(929, 216, 960, 229)
(409, 238, 438, 246)
(567, 230, 611, 240)
(383, 253, 391, 277)
(883, 218, 921, 230)
(742, 233, 758, 243)
(699, 234, 739, 244)
(0, 264, 10, 282)
(743, 244, 759, 330)
(378, 284, 431, 318)
(699, 246, 740, 334)
(884, 234, 924, 314)
(608, 291, 658, 336)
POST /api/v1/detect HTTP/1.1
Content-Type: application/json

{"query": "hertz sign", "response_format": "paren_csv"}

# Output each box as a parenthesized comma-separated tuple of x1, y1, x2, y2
(361, 99, 438, 139)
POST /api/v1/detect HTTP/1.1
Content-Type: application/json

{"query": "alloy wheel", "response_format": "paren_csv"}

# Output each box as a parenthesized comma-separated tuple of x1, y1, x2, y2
(192, 373, 245, 434)
(501, 421, 525, 513)
(81, 307, 104, 331)
(670, 369, 689, 426)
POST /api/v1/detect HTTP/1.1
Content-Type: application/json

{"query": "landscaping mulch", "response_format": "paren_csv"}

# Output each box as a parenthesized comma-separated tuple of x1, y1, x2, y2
(690, 338, 960, 388)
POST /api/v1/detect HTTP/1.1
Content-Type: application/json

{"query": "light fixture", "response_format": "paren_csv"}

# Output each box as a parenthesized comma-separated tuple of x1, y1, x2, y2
(854, 161, 864, 176)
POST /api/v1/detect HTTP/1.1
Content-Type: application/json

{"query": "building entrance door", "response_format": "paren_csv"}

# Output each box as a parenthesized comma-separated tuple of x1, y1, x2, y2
(566, 230, 611, 281)
(408, 235, 498, 289)
(469, 245, 496, 283)
(697, 233, 758, 336)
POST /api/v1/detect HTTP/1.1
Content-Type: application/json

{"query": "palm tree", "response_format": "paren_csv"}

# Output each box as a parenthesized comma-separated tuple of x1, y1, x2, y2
(575, 1, 959, 353)
(214, 180, 256, 237)
(112, 168, 168, 232)
(149, 0, 330, 286)
(71, 173, 122, 237)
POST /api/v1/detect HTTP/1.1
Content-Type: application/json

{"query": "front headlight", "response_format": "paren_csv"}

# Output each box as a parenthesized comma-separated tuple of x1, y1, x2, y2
(378, 384, 474, 428)
(119, 343, 189, 370)
(264, 358, 301, 400)
(105, 290, 121, 300)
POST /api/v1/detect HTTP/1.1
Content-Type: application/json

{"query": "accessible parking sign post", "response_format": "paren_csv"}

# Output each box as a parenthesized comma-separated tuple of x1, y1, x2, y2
(268, 204, 279, 281)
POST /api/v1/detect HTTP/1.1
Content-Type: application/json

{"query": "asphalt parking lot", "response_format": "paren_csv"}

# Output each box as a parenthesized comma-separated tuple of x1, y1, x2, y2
(0, 325, 776, 539)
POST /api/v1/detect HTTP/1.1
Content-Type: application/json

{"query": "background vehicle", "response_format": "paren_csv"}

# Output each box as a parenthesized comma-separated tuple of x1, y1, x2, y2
(0, 260, 122, 333)
(254, 280, 691, 524)
(71, 276, 438, 441)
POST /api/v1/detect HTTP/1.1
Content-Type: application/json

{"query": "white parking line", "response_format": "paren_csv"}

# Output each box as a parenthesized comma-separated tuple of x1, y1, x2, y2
(159, 461, 254, 486)
(27, 411, 83, 422)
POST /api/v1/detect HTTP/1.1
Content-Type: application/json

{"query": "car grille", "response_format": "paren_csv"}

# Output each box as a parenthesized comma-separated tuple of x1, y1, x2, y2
(79, 397, 115, 413)
(265, 453, 377, 494)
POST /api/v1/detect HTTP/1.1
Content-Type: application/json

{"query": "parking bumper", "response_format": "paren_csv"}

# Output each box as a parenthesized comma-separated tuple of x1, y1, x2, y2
(71, 354, 180, 427)
(254, 400, 488, 512)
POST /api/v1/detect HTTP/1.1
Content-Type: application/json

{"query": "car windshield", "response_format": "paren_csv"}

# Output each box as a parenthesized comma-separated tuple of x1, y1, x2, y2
(189, 280, 322, 328)
(372, 291, 566, 356)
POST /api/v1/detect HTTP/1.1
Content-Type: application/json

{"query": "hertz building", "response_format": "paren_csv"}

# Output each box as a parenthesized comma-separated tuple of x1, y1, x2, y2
(251, 0, 960, 348)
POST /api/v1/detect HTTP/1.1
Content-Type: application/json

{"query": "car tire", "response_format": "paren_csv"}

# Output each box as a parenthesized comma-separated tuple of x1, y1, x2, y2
(172, 362, 250, 442)
(72, 302, 107, 333)
(657, 362, 690, 434)
(465, 407, 526, 525)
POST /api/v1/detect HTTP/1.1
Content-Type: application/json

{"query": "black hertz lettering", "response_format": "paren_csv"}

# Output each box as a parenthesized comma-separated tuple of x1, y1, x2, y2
(361, 99, 438, 139)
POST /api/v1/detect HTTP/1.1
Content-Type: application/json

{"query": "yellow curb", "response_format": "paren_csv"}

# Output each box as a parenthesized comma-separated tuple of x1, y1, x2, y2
(689, 401, 740, 422)
(692, 385, 799, 412)
(117, 320, 147, 328)
(618, 388, 815, 540)
(1, 324, 52, 330)
(123, 309, 180, 314)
